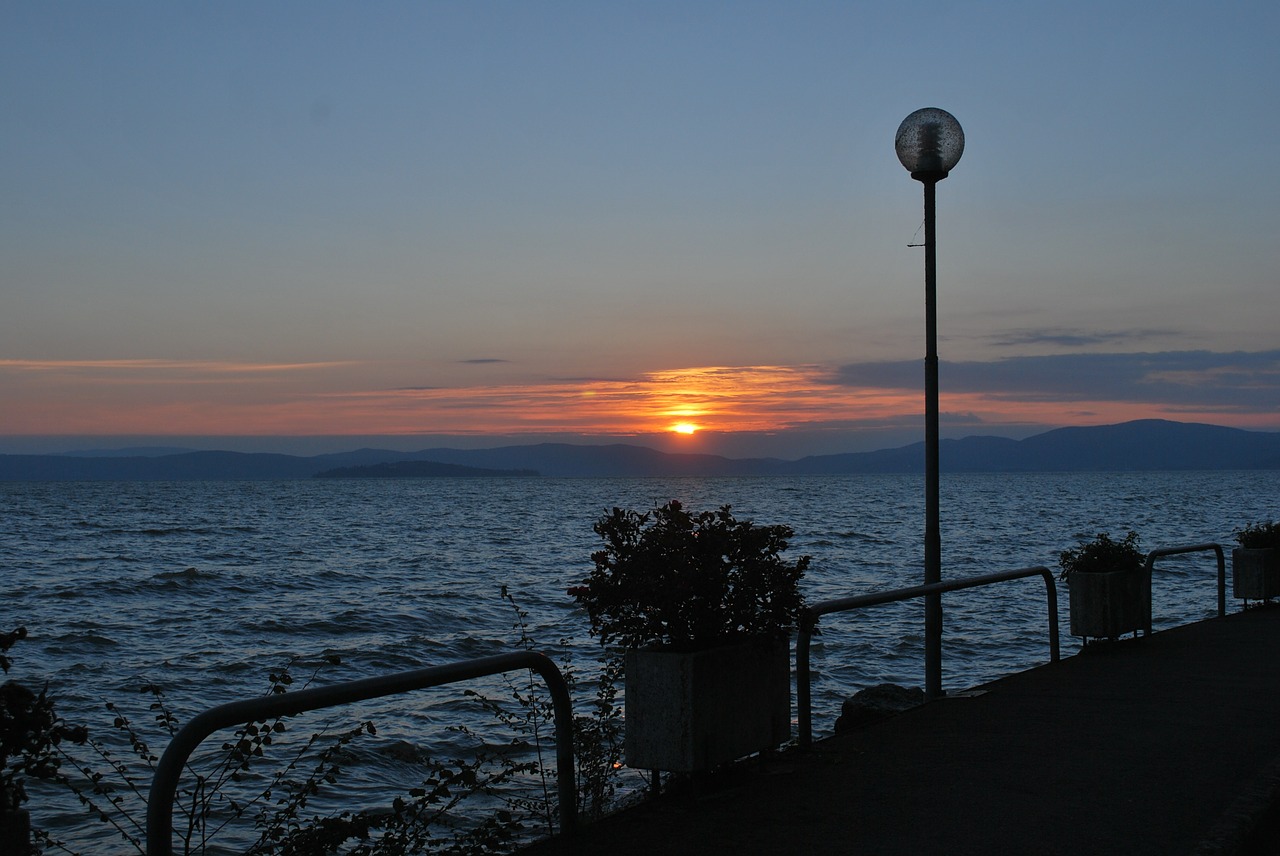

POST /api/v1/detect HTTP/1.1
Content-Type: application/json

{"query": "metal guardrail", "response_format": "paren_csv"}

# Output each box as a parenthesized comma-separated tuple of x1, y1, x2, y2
(146, 651, 576, 856)
(796, 566, 1059, 748)
(1144, 542, 1227, 634)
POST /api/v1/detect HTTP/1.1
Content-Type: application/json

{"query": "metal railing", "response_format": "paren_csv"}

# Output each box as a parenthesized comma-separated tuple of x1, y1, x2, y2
(146, 651, 576, 856)
(1144, 542, 1227, 634)
(796, 566, 1059, 747)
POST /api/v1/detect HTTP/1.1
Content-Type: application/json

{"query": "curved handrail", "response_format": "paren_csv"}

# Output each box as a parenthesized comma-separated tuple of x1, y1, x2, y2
(796, 566, 1058, 747)
(1144, 542, 1226, 632)
(146, 651, 576, 856)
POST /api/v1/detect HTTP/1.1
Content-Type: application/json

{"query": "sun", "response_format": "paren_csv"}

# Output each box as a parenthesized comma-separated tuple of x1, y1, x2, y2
(671, 422, 699, 435)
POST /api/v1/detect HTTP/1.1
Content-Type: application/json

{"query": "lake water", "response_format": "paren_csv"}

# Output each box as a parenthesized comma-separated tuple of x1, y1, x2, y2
(3, 471, 1276, 851)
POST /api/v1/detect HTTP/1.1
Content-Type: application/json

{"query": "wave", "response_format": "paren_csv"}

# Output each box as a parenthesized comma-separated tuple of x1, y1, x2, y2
(152, 566, 212, 581)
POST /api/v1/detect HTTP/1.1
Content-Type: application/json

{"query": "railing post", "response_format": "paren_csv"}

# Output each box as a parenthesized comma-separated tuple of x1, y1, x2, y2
(1042, 567, 1061, 663)
(533, 654, 578, 833)
(1214, 544, 1226, 617)
(797, 615, 815, 749)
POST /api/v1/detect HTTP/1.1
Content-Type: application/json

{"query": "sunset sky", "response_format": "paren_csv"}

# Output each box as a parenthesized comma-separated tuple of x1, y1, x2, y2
(3, 2, 1278, 458)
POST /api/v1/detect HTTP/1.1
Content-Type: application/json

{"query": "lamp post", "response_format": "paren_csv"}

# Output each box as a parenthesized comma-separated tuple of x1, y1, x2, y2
(895, 107, 964, 701)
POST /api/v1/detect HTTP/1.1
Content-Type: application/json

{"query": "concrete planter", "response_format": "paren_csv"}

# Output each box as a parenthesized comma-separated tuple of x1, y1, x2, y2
(1232, 547, 1280, 601)
(1067, 568, 1150, 641)
(624, 636, 790, 773)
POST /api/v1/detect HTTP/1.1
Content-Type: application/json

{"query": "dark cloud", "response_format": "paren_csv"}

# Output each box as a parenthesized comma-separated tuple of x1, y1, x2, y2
(458, 358, 509, 365)
(832, 350, 1280, 413)
(987, 328, 1179, 348)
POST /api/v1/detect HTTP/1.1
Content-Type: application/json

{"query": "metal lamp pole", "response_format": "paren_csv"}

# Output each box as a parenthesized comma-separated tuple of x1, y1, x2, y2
(896, 108, 964, 701)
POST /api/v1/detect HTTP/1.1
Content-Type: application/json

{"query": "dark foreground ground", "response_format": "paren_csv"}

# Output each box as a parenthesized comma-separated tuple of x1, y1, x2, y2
(524, 605, 1280, 855)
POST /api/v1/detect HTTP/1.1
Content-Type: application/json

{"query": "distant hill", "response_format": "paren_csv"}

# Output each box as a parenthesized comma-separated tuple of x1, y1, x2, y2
(784, 420, 1280, 474)
(396, 443, 789, 478)
(56, 446, 199, 458)
(314, 460, 538, 479)
(0, 450, 321, 481)
(1, 420, 1277, 481)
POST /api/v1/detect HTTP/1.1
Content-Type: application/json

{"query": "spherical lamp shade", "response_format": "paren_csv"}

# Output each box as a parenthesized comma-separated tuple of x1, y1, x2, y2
(895, 108, 964, 179)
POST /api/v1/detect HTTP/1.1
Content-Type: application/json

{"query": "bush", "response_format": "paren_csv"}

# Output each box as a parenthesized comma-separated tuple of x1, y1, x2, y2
(1236, 521, 1280, 550)
(1, 628, 87, 816)
(1058, 531, 1144, 581)
(570, 501, 810, 650)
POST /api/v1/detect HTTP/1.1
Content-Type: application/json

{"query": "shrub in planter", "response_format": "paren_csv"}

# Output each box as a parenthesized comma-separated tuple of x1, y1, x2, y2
(1232, 520, 1280, 602)
(569, 501, 810, 773)
(1059, 531, 1148, 642)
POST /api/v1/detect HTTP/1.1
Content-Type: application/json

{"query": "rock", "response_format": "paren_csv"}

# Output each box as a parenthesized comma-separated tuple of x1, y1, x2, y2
(380, 740, 423, 762)
(834, 683, 925, 733)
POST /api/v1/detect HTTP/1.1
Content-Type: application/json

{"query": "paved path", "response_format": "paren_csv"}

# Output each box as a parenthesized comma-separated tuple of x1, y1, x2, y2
(523, 605, 1280, 855)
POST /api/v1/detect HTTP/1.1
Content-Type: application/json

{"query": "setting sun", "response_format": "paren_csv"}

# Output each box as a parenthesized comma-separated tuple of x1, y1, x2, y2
(672, 423, 699, 435)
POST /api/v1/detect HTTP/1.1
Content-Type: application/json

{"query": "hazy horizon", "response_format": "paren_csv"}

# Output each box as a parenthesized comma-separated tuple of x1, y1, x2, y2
(5, 417, 1277, 463)
(0, 424, 1013, 460)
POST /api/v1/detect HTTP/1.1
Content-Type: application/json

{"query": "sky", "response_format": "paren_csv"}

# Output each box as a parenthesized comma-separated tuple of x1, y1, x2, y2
(2, 1, 1278, 459)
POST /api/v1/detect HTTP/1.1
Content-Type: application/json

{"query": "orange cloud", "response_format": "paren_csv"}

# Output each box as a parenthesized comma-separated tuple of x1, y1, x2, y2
(1, 359, 1274, 437)
(344, 365, 926, 436)
(0, 361, 909, 435)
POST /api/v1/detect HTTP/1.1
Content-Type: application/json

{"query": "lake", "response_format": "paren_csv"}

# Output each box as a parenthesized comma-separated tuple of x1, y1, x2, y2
(3, 471, 1275, 851)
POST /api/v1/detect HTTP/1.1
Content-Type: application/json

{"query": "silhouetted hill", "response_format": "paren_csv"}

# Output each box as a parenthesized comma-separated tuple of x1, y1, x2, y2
(0, 451, 322, 481)
(783, 435, 1022, 474)
(399, 443, 788, 478)
(315, 460, 538, 478)
(783, 420, 1280, 474)
(58, 446, 199, 458)
(1014, 420, 1276, 471)
(1, 420, 1277, 481)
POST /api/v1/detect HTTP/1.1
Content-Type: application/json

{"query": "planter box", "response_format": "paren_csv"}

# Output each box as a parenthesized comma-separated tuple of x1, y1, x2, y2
(1232, 547, 1280, 601)
(624, 636, 790, 773)
(1068, 568, 1150, 641)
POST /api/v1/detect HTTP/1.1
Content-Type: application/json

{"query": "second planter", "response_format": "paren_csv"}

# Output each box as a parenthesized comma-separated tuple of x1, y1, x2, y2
(1232, 547, 1280, 601)
(1068, 567, 1151, 640)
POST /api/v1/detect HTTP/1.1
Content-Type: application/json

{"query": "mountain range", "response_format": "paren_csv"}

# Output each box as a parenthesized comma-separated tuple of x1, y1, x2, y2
(1, 420, 1277, 481)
